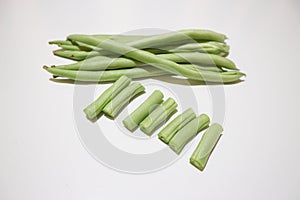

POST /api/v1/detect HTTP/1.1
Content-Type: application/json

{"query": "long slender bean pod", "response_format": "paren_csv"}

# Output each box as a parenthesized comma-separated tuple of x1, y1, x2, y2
(43, 66, 170, 82)
(44, 65, 244, 83)
(53, 49, 100, 61)
(139, 98, 178, 135)
(121, 29, 227, 49)
(190, 123, 223, 171)
(55, 56, 139, 70)
(55, 59, 222, 73)
(83, 76, 131, 120)
(52, 42, 230, 61)
(123, 90, 164, 131)
(54, 52, 230, 71)
(169, 42, 229, 56)
(159, 52, 237, 70)
(169, 114, 210, 154)
(103, 82, 145, 118)
(158, 108, 196, 144)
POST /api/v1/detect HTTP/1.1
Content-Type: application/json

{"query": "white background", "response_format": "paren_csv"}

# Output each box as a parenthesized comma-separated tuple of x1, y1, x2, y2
(1, 0, 300, 199)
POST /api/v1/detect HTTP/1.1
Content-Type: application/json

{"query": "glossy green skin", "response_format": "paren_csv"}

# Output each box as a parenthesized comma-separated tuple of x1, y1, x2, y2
(169, 114, 210, 154)
(66, 35, 244, 83)
(190, 123, 223, 171)
(123, 90, 164, 131)
(139, 98, 178, 136)
(158, 108, 196, 144)
(102, 82, 145, 118)
(83, 76, 131, 120)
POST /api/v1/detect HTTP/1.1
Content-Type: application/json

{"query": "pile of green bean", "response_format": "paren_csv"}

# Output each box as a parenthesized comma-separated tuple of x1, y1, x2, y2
(43, 29, 242, 172)
(44, 29, 245, 83)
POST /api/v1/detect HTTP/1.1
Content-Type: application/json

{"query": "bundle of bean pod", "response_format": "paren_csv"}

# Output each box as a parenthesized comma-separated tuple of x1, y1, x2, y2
(44, 29, 246, 83)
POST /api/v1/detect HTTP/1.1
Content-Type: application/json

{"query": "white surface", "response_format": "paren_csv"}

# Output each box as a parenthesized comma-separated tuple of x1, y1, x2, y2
(1, 0, 300, 199)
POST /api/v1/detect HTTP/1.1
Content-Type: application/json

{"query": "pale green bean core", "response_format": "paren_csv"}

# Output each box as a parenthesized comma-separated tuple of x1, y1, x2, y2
(83, 76, 131, 120)
(169, 114, 210, 154)
(102, 82, 145, 118)
(158, 108, 196, 144)
(190, 123, 223, 171)
(123, 90, 164, 131)
(140, 98, 178, 136)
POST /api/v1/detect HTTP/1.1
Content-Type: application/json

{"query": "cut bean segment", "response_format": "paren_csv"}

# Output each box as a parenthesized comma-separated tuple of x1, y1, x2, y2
(190, 123, 223, 171)
(123, 90, 164, 131)
(83, 76, 131, 120)
(102, 82, 145, 118)
(158, 108, 196, 144)
(169, 114, 210, 154)
(139, 98, 178, 135)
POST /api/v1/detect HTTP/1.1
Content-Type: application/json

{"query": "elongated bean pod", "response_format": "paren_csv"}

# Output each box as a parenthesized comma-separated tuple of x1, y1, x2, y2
(44, 65, 244, 83)
(54, 52, 230, 71)
(121, 29, 227, 49)
(43, 66, 170, 82)
(159, 52, 237, 70)
(52, 42, 230, 61)
(169, 42, 229, 56)
(55, 56, 139, 70)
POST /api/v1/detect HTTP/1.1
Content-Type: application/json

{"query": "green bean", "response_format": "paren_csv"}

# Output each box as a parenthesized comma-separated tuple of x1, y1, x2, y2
(54, 53, 225, 72)
(53, 49, 99, 61)
(169, 114, 210, 154)
(44, 65, 244, 83)
(159, 52, 237, 70)
(43, 66, 170, 82)
(158, 108, 196, 144)
(92, 34, 148, 43)
(123, 90, 164, 131)
(169, 42, 229, 57)
(49, 40, 73, 45)
(66, 35, 244, 83)
(125, 29, 227, 49)
(55, 56, 139, 70)
(68, 30, 226, 49)
(103, 82, 145, 118)
(52, 42, 230, 61)
(139, 98, 178, 135)
(59, 44, 82, 51)
(83, 76, 131, 120)
(190, 123, 223, 171)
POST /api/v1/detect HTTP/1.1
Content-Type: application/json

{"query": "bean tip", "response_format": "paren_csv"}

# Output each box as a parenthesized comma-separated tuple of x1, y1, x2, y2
(42, 65, 49, 70)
